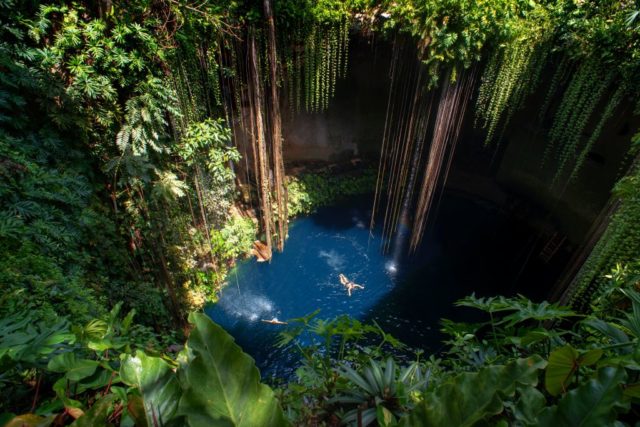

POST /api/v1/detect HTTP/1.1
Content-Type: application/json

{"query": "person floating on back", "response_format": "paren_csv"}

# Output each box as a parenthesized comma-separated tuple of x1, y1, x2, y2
(339, 273, 364, 296)
(261, 317, 288, 325)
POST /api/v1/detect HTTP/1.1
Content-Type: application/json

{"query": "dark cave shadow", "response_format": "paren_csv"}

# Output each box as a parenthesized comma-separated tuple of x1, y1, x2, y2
(307, 193, 378, 231)
(359, 190, 568, 354)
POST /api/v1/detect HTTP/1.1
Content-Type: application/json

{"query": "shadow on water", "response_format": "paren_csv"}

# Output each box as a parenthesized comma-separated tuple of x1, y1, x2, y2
(205, 192, 562, 380)
(309, 205, 371, 231)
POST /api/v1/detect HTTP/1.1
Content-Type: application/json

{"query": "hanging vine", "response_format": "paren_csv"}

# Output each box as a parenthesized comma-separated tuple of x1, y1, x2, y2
(288, 17, 351, 114)
(371, 38, 433, 254)
(570, 85, 626, 180)
(566, 136, 640, 310)
(264, 0, 288, 252)
(538, 55, 571, 124)
(410, 68, 476, 252)
(475, 16, 551, 145)
(545, 59, 617, 183)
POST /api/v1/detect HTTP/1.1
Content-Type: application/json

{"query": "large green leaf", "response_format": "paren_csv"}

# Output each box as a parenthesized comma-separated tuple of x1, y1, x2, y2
(4, 414, 56, 427)
(545, 346, 604, 396)
(47, 353, 99, 381)
(401, 356, 546, 427)
(513, 386, 546, 425)
(120, 350, 181, 426)
(176, 313, 288, 427)
(536, 367, 629, 426)
(71, 395, 116, 427)
(545, 345, 579, 396)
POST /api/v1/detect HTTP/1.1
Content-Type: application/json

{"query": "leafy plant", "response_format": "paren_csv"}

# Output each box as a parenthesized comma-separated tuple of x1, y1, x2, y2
(287, 169, 377, 217)
(402, 356, 546, 427)
(121, 313, 288, 426)
(334, 358, 429, 426)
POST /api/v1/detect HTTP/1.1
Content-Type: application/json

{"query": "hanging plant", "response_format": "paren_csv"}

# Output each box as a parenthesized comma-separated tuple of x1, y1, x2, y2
(475, 19, 551, 145)
(570, 85, 626, 180)
(568, 141, 640, 310)
(546, 59, 616, 183)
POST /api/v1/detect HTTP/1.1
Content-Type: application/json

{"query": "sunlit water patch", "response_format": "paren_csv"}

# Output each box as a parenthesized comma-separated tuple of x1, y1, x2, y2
(207, 198, 397, 378)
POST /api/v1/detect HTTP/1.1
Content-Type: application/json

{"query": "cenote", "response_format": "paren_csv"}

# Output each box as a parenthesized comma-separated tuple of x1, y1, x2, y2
(4, 1, 640, 424)
(206, 188, 563, 379)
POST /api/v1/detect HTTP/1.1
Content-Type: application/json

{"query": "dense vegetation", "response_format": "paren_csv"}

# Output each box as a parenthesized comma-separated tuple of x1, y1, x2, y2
(1, 0, 639, 425)
(2, 265, 639, 424)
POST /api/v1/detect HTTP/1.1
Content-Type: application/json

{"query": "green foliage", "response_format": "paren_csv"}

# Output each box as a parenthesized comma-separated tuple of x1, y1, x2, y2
(277, 313, 416, 425)
(403, 356, 546, 427)
(2, 0, 252, 333)
(475, 10, 551, 144)
(568, 147, 640, 311)
(176, 313, 288, 426)
(120, 350, 181, 424)
(211, 215, 257, 259)
(0, 0, 177, 329)
(178, 119, 237, 170)
(0, 314, 74, 371)
(121, 313, 288, 426)
(4, 281, 640, 426)
(383, 0, 542, 87)
(2, 309, 285, 426)
(540, 0, 638, 182)
(335, 358, 429, 426)
(545, 345, 602, 396)
(1, 0, 640, 424)
(287, 169, 377, 217)
(153, 170, 189, 203)
(276, 278, 640, 425)
(0, 303, 163, 414)
(545, 59, 616, 183)
(275, 0, 353, 113)
(538, 367, 629, 427)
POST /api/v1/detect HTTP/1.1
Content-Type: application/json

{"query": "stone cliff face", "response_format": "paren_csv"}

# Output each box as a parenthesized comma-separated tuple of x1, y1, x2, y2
(282, 37, 390, 163)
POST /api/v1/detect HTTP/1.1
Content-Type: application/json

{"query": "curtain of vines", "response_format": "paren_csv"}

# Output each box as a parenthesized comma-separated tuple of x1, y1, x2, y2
(565, 140, 640, 310)
(475, 37, 550, 144)
(544, 59, 626, 183)
(282, 18, 350, 114)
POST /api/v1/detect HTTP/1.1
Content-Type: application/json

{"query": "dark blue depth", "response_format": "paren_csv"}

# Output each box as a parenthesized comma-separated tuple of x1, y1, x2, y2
(205, 192, 541, 380)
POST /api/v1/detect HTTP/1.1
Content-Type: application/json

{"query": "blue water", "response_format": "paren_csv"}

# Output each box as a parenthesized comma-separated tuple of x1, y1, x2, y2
(206, 192, 550, 379)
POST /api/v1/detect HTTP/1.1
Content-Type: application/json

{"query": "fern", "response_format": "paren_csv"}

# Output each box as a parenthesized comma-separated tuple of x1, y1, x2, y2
(0, 211, 23, 238)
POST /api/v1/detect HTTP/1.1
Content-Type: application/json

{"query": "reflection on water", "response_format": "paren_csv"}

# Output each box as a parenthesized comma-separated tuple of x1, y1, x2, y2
(206, 192, 546, 380)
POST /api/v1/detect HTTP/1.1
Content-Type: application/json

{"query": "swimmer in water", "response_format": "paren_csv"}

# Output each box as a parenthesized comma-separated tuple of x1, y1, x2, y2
(261, 317, 288, 325)
(339, 273, 364, 296)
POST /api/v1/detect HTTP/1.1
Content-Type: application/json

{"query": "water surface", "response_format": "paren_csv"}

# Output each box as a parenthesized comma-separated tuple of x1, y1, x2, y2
(206, 192, 543, 379)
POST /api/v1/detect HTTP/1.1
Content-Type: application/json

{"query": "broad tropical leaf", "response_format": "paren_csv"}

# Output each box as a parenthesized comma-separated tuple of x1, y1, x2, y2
(176, 313, 288, 427)
(545, 345, 579, 396)
(4, 414, 56, 427)
(47, 353, 100, 381)
(545, 346, 603, 396)
(120, 350, 181, 426)
(536, 367, 629, 426)
(513, 386, 546, 425)
(401, 356, 546, 426)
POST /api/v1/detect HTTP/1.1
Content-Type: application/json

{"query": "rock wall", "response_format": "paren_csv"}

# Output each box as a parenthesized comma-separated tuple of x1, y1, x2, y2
(280, 35, 637, 248)
(282, 37, 389, 163)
